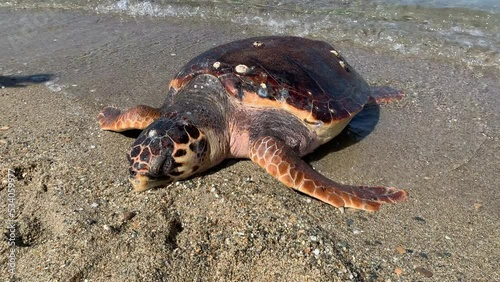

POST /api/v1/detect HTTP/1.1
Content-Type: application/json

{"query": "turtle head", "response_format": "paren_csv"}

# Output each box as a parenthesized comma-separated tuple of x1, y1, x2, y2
(127, 113, 208, 191)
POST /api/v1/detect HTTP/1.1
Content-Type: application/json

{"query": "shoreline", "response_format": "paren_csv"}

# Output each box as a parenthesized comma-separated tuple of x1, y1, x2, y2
(1, 1, 499, 71)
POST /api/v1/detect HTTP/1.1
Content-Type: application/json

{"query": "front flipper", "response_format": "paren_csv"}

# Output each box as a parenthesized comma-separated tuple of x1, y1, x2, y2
(249, 136, 408, 212)
(98, 105, 161, 132)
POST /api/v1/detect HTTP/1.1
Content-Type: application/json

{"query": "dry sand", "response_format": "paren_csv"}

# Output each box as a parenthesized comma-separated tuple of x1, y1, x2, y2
(0, 8, 499, 281)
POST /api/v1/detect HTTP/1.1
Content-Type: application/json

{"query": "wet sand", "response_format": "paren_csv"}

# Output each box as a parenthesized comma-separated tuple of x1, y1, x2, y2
(1, 8, 499, 281)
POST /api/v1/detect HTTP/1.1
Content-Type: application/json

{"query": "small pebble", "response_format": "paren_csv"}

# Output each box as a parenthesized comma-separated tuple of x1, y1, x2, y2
(0, 126, 9, 130)
(414, 267, 433, 277)
(394, 267, 403, 276)
(338, 241, 349, 249)
(413, 216, 426, 223)
(90, 202, 99, 208)
(419, 252, 429, 259)
(396, 246, 406, 254)
(310, 235, 317, 242)
(353, 230, 361, 235)
(445, 235, 451, 240)
(122, 211, 137, 221)
(438, 251, 452, 258)
(346, 218, 354, 226)
(313, 249, 320, 256)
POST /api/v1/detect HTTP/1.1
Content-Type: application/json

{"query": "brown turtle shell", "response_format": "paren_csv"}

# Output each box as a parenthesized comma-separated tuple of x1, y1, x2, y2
(168, 36, 371, 123)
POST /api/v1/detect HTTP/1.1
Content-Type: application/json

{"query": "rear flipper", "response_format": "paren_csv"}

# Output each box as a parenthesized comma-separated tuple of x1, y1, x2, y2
(369, 86, 404, 104)
(98, 105, 161, 132)
(249, 136, 408, 211)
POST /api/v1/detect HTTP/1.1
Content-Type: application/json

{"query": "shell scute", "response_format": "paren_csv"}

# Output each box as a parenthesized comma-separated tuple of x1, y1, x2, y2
(311, 100, 331, 122)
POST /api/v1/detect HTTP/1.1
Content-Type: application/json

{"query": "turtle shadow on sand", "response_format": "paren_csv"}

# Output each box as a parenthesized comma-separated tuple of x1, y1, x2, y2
(120, 129, 143, 139)
(0, 74, 55, 88)
(306, 103, 381, 162)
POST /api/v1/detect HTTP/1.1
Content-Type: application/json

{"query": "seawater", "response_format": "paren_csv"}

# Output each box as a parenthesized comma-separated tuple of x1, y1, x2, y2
(1, 0, 498, 69)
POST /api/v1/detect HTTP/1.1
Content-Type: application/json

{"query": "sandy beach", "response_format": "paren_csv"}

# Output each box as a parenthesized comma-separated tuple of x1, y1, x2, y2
(1, 7, 499, 281)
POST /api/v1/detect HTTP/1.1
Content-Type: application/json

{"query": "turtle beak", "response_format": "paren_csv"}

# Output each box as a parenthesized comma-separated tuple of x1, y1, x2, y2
(129, 173, 171, 192)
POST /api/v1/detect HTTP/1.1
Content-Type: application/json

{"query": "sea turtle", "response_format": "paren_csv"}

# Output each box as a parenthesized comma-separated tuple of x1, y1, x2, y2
(98, 36, 408, 212)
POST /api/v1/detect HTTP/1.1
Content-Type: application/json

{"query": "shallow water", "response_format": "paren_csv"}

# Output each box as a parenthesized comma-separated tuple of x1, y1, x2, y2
(1, 0, 499, 69)
(378, 0, 499, 12)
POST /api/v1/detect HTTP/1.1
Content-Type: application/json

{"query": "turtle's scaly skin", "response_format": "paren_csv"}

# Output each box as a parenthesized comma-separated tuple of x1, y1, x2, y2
(249, 136, 406, 211)
(98, 105, 161, 132)
(126, 112, 209, 191)
(98, 36, 408, 212)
